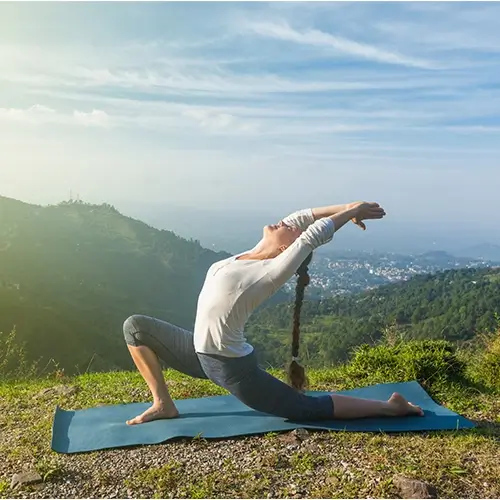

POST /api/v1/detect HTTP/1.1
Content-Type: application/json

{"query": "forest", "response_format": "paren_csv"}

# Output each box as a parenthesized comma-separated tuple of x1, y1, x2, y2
(1, 195, 499, 374)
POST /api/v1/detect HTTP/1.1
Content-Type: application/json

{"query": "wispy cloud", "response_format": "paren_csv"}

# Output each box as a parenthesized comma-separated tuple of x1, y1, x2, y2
(375, 21, 500, 55)
(247, 21, 439, 70)
(0, 104, 112, 128)
(0, 104, 56, 124)
(1, 1, 499, 223)
(25, 81, 500, 139)
(3, 65, 454, 96)
(182, 107, 258, 134)
(73, 109, 110, 127)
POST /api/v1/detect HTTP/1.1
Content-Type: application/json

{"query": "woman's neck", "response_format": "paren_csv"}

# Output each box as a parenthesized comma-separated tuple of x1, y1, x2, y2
(237, 248, 280, 260)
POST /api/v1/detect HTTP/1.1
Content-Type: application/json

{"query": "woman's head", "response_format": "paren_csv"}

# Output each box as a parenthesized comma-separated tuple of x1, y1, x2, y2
(262, 221, 302, 255)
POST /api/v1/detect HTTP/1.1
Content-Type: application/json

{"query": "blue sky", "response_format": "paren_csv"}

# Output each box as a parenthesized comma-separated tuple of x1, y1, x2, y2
(1, 1, 499, 242)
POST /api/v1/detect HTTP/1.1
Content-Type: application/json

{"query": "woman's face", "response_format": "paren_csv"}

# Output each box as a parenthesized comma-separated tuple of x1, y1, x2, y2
(262, 220, 302, 250)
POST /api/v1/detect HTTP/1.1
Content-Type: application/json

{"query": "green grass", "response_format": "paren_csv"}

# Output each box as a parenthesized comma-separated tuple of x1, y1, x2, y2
(1, 338, 499, 499)
(0, 482, 8, 496)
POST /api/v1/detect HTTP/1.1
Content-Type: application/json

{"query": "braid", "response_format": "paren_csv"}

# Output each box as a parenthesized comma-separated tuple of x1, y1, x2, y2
(287, 251, 313, 392)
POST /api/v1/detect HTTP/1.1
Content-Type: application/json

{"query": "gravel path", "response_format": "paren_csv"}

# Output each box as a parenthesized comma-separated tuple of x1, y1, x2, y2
(3, 427, 500, 499)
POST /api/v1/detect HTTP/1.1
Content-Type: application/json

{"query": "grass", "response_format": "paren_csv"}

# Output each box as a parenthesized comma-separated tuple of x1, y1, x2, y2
(1, 338, 499, 498)
(0, 482, 8, 496)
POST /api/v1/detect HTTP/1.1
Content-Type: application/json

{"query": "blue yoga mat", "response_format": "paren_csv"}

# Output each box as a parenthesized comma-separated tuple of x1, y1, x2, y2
(51, 381, 475, 453)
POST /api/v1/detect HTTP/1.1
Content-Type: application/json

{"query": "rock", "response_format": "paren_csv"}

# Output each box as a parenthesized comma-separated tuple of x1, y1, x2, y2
(278, 433, 301, 446)
(292, 428, 309, 441)
(10, 471, 43, 489)
(278, 428, 309, 446)
(393, 475, 438, 499)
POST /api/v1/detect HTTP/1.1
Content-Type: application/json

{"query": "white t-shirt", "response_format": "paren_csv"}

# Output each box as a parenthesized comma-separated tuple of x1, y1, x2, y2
(193, 208, 336, 357)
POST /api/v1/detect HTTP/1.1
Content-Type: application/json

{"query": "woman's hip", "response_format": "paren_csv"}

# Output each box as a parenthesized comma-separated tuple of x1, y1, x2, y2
(196, 351, 333, 420)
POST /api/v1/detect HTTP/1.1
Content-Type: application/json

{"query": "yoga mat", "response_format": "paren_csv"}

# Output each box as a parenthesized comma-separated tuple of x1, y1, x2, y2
(51, 380, 475, 454)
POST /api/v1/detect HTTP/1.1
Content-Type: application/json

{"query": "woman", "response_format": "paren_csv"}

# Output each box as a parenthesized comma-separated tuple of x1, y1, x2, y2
(123, 201, 423, 425)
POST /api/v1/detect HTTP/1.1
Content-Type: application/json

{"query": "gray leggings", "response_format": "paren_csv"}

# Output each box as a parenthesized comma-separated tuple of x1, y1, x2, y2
(123, 314, 334, 421)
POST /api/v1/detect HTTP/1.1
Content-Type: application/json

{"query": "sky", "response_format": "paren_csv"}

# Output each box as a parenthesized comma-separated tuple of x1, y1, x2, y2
(1, 1, 499, 248)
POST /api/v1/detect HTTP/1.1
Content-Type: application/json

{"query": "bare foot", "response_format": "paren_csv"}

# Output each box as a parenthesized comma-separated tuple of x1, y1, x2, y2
(387, 392, 424, 417)
(126, 402, 179, 425)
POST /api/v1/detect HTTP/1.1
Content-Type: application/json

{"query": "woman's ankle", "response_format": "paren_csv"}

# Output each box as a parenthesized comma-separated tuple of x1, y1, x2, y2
(153, 394, 175, 408)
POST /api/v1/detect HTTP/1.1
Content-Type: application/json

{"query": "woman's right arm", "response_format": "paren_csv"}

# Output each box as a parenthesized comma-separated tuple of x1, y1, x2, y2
(328, 206, 360, 231)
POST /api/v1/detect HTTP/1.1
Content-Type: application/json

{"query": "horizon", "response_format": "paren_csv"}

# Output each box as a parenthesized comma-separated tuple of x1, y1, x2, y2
(3, 192, 500, 260)
(1, 2, 499, 250)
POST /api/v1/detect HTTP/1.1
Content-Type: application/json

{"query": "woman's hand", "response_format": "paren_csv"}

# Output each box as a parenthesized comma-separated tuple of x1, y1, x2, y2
(347, 201, 386, 230)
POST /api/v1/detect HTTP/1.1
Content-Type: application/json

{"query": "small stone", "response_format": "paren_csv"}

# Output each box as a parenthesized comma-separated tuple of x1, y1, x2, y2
(279, 428, 309, 445)
(292, 428, 309, 441)
(393, 475, 438, 499)
(278, 433, 301, 446)
(11, 471, 43, 489)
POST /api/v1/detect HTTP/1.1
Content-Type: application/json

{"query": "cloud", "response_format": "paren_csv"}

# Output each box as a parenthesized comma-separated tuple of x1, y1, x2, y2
(247, 21, 439, 69)
(182, 108, 240, 132)
(443, 125, 500, 134)
(0, 104, 57, 124)
(8, 61, 467, 100)
(0, 104, 112, 128)
(22, 84, 500, 143)
(28, 84, 495, 118)
(0, 1, 498, 234)
(73, 109, 110, 127)
(375, 21, 500, 55)
(1, 4, 499, 168)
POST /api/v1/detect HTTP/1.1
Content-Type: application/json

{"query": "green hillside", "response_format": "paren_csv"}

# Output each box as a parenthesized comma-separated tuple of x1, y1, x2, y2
(0, 196, 232, 374)
(2, 194, 499, 378)
(248, 267, 500, 368)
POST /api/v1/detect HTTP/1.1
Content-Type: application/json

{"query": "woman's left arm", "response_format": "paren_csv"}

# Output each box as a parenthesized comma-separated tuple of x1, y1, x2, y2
(313, 203, 367, 230)
(311, 204, 348, 220)
(281, 204, 348, 231)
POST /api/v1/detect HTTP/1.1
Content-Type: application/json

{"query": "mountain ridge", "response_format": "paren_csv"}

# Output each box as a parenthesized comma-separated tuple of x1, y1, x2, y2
(0, 195, 233, 373)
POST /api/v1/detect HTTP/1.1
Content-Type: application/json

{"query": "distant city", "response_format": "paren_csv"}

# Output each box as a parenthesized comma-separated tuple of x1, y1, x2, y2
(280, 250, 500, 299)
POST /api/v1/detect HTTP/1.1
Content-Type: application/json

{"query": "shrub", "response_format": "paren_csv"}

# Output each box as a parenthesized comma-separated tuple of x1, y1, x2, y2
(467, 330, 500, 392)
(347, 339, 465, 384)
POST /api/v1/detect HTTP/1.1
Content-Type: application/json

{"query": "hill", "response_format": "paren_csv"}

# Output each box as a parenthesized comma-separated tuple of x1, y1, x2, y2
(0, 195, 233, 373)
(247, 267, 500, 368)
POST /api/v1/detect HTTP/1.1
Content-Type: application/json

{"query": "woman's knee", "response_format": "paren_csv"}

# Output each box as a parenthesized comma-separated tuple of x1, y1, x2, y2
(123, 314, 151, 346)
